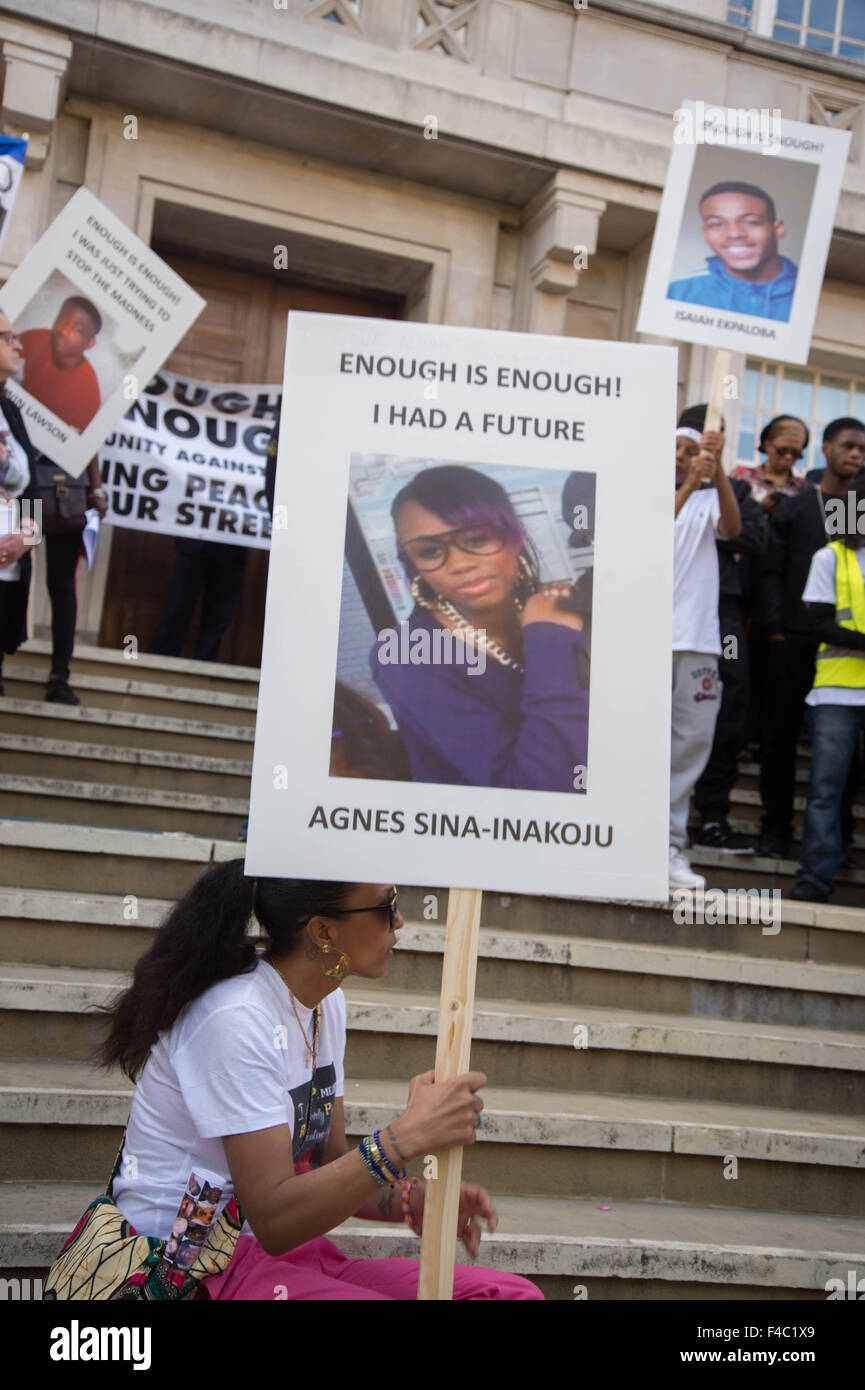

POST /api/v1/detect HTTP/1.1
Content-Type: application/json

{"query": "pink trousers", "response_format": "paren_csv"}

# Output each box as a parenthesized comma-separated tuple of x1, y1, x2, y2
(202, 1233, 543, 1301)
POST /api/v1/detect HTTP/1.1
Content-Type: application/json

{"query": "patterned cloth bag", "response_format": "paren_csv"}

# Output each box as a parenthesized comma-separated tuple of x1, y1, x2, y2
(43, 1135, 244, 1301)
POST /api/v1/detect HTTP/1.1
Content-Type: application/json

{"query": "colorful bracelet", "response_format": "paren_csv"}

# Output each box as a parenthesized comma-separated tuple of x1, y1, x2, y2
(358, 1136, 391, 1186)
(370, 1129, 407, 1183)
(401, 1177, 421, 1236)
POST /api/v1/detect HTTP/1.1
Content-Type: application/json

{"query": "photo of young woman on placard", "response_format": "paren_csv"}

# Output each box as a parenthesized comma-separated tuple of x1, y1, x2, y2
(340, 462, 592, 793)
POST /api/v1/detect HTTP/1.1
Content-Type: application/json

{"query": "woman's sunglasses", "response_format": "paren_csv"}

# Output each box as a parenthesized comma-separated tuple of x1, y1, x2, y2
(399, 523, 508, 573)
(324, 890, 399, 931)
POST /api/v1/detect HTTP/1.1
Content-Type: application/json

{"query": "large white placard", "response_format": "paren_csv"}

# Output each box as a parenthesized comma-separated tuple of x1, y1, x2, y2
(246, 314, 677, 903)
(0, 188, 205, 476)
(637, 102, 851, 365)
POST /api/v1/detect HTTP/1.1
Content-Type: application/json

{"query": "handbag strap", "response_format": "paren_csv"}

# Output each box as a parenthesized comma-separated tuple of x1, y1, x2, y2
(107, 1128, 128, 1200)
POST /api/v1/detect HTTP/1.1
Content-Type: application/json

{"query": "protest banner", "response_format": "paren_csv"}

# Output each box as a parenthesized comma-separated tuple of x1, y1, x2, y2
(97, 369, 278, 547)
(0, 187, 204, 477)
(246, 312, 678, 1297)
(637, 100, 851, 367)
(0, 136, 27, 259)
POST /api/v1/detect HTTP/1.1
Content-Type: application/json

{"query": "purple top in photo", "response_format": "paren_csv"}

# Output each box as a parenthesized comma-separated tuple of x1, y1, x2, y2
(370, 607, 589, 792)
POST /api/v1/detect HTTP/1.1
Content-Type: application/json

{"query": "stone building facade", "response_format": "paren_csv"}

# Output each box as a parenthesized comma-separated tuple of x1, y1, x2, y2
(1, 0, 864, 661)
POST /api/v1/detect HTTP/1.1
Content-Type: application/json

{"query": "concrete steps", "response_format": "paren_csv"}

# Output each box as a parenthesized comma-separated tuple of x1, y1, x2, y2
(2, 1183, 861, 1299)
(1, 641, 864, 1298)
(3, 888, 864, 1028)
(0, 732, 252, 798)
(689, 847, 865, 908)
(1, 1060, 863, 1219)
(0, 699, 253, 760)
(4, 665, 257, 728)
(0, 773, 248, 838)
(3, 960, 863, 1112)
(5, 639, 259, 695)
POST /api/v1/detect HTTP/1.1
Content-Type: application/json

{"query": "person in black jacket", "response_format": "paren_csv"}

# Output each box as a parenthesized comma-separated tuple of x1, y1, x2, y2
(0, 312, 41, 696)
(692, 473, 767, 851)
(757, 416, 865, 857)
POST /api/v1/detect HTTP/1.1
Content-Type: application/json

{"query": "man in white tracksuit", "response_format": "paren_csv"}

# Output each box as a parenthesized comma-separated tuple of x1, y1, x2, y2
(670, 406, 742, 890)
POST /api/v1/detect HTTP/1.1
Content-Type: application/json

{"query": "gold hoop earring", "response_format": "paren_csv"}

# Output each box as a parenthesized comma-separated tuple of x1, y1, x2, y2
(322, 943, 351, 981)
(410, 574, 440, 611)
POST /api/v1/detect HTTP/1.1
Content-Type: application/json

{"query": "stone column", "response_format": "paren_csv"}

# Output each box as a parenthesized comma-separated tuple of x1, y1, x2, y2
(512, 172, 606, 335)
(362, 0, 407, 47)
(0, 17, 71, 170)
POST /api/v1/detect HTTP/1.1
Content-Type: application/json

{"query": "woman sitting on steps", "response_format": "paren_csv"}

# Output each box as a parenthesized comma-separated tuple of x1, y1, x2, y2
(78, 858, 542, 1300)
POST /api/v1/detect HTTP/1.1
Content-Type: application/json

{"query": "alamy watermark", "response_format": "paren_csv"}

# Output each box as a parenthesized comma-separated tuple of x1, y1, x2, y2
(824, 494, 865, 536)
(0, 1276, 42, 1299)
(674, 101, 782, 155)
(376, 620, 486, 676)
(672, 888, 780, 935)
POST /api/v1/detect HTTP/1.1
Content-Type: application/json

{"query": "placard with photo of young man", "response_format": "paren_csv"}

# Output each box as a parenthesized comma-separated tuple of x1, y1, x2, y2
(637, 102, 850, 364)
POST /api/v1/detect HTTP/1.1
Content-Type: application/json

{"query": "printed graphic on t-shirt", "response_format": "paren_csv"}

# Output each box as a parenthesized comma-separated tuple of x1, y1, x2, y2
(161, 1170, 226, 1272)
(290, 1062, 336, 1168)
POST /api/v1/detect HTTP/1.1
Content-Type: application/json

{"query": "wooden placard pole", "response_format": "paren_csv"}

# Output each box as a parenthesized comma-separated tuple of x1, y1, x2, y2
(704, 348, 730, 436)
(416, 886, 484, 1300)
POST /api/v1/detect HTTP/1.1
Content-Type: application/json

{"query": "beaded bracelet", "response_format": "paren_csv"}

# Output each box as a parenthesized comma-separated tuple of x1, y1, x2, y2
(370, 1129, 407, 1183)
(401, 1177, 421, 1236)
(358, 1136, 391, 1187)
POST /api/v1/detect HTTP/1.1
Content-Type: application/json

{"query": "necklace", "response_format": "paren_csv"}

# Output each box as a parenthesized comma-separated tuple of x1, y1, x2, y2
(434, 597, 524, 673)
(289, 993, 321, 1151)
(289, 990, 321, 1069)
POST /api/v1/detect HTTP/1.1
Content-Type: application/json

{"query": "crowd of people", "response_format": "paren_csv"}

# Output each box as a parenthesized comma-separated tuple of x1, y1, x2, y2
(3, 288, 865, 901)
(671, 402, 865, 902)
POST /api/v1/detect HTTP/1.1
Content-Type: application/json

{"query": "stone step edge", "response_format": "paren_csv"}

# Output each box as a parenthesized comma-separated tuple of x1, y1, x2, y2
(406, 924, 865, 996)
(2, 873, 864, 941)
(0, 821, 243, 863)
(0, 774, 249, 818)
(729, 787, 865, 821)
(698, 816, 865, 849)
(0, 699, 253, 743)
(2, 1066, 862, 1168)
(690, 846, 865, 886)
(0, 732, 252, 777)
(1, 892, 862, 999)
(328, 1226, 865, 1287)
(1, 1191, 862, 1287)
(13, 639, 260, 682)
(6, 666, 257, 713)
(3, 970, 862, 1069)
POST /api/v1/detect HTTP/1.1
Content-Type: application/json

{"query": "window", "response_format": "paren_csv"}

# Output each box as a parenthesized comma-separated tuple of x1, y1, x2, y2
(728, 0, 755, 28)
(305, 0, 363, 30)
(738, 357, 865, 470)
(728, 0, 865, 63)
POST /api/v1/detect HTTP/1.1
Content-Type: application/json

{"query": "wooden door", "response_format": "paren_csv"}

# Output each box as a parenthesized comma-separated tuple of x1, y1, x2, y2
(99, 257, 400, 668)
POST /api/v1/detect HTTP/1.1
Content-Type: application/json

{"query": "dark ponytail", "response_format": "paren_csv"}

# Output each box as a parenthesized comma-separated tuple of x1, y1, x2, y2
(97, 859, 355, 1081)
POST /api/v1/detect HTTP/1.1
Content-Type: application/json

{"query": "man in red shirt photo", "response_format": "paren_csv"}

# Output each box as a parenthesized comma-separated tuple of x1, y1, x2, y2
(19, 296, 102, 433)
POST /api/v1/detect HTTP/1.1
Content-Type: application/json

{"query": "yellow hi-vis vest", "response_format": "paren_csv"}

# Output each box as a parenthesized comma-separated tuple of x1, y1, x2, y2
(813, 540, 865, 689)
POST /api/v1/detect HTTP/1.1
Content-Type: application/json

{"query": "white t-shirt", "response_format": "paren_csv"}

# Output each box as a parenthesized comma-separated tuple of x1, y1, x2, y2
(673, 487, 721, 655)
(803, 544, 865, 707)
(112, 959, 347, 1240)
(0, 403, 30, 584)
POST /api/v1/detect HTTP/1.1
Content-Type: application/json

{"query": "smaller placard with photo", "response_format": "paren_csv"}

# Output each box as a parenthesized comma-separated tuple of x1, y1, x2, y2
(637, 101, 851, 365)
(0, 187, 204, 476)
